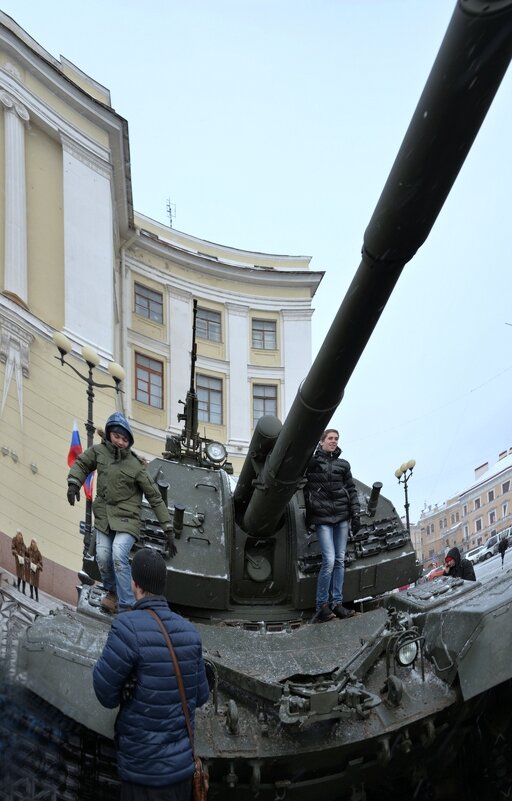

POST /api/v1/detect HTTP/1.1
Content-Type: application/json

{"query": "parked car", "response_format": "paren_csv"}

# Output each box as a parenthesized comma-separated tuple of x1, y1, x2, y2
(465, 544, 487, 565)
(481, 528, 511, 560)
(426, 565, 445, 581)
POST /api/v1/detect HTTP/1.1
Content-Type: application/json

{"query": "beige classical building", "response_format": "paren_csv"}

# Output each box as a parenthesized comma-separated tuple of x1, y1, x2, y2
(412, 449, 512, 565)
(0, 14, 322, 602)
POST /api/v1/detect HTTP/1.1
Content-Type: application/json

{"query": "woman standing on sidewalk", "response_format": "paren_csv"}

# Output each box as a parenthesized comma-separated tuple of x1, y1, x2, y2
(11, 529, 27, 594)
(26, 539, 43, 601)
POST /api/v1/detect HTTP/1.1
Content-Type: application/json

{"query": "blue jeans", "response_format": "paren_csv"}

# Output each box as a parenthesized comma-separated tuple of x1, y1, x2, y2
(315, 520, 349, 609)
(95, 529, 135, 608)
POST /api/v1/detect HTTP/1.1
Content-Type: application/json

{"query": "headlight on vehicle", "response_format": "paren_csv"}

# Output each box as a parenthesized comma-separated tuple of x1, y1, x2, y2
(205, 441, 227, 464)
(396, 640, 418, 667)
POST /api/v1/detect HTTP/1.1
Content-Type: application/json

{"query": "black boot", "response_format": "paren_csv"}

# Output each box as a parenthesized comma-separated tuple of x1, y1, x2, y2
(35, 588, 39, 602)
(22, 581, 26, 595)
(17, 577, 21, 591)
(30, 586, 34, 599)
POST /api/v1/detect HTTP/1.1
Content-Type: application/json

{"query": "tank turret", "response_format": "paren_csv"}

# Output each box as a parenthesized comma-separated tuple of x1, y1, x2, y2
(14, 4, 512, 799)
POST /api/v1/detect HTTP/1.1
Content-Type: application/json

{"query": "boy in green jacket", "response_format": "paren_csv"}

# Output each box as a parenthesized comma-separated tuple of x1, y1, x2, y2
(67, 412, 176, 613)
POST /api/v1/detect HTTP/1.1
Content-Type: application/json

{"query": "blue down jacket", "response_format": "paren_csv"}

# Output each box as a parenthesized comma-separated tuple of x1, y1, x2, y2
(93, 596, 209, 786)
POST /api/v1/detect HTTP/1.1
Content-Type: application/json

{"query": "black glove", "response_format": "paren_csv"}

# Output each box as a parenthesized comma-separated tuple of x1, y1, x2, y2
(351, 516, 361, 535)
(165, 529, 178, 558)
(67, 484, 80, 505)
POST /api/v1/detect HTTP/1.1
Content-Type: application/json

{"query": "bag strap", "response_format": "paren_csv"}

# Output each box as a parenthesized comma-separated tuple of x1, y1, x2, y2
(144, 608, 195, 755)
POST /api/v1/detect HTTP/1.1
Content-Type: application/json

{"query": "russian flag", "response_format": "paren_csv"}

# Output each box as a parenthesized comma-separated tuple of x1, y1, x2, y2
(67, 420, 94, 501)
(83, 472, 94, 502)
(67, 419, 83, 467)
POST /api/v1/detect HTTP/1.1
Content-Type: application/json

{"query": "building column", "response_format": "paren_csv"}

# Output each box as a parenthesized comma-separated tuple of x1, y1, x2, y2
(1, 91, 30, 307)
(281, 307, 313, 416)
(226, 302, 249, 450)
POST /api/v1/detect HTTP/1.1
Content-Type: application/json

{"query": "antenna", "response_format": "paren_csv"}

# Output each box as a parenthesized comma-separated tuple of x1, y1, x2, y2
(166, 198, 176, 228)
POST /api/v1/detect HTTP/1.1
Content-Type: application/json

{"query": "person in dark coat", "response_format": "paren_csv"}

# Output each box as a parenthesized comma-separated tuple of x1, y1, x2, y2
(305, 429, 361, 623)
(444, 546, 476, 581)
(26, 539, 43, 601)
(67, 412, 176, 613)
(11, 529, 27, 594)
(93, 549, 209, 801)
(498, 536, 509, 567)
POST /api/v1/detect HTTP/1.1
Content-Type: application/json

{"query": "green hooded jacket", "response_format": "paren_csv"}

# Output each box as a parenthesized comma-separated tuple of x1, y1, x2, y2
(67, 438, 171, 539)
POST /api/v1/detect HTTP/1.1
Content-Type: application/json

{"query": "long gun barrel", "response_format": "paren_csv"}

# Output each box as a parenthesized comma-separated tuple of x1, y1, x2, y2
(240, 1, 512, 537)
(177, 299, 199, 451)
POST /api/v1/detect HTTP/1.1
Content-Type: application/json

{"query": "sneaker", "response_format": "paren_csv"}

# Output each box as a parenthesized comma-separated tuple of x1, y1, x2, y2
(312, 604, 336, 623)
(332, 603, 355, 619)
(100, 591, 118, 614)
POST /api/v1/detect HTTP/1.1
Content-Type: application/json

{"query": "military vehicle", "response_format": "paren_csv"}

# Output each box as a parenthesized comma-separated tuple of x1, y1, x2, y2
(14, 2, 512, 799)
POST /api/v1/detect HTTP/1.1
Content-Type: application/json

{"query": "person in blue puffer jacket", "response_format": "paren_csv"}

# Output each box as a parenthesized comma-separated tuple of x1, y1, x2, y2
(93, 548, 210, 801)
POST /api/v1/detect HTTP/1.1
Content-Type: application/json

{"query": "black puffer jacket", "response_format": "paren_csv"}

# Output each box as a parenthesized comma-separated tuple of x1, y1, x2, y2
(305, 446, 360, 526)
(444, 547, 476, 581)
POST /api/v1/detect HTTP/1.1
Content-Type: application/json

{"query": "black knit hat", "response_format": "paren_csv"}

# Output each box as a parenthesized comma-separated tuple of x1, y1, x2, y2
(131, 548, 166, 595)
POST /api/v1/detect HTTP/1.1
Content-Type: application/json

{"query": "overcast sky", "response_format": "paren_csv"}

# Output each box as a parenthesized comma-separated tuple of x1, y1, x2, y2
(3, 1, 512, 522)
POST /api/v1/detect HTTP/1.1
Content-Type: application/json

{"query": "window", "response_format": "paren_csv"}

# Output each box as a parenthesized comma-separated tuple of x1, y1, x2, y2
(463, 524, 469, 539)
(134, 283, 163, 323)
(489, 510, 496, 526)
(456, 512, 460, 522)
(463, 504, 468, 517)
(503, 480, 511, 494)
(253, 384, 277, 423)
(503, 502, 509, 518)
(474, 498, 481, 510)
(252, 319, 277, 350)
(488, 490, 495, 503)
(197, 374, 222, 424)
(475, 518, 483, 533)
(135, 353, 163, 408)
(197, 308, 221, 342)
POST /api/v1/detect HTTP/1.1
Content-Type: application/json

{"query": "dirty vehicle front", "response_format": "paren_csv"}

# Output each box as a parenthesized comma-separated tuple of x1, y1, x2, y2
(17, 3, 512, 799)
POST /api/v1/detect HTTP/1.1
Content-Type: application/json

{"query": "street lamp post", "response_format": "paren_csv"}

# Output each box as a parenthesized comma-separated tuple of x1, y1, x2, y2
(53, 332, 125, 547)
(395, 459, 416, 534)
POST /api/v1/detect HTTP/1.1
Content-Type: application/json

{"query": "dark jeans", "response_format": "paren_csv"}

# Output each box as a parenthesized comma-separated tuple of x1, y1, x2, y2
(120, 777, 192, 801)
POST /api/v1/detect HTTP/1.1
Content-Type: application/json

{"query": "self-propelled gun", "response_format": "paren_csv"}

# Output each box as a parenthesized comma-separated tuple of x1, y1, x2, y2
(16, 2, 512, 799)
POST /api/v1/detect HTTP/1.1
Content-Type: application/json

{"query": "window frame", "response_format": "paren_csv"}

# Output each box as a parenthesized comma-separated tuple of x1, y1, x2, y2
(196, 307, 222, 343)
(197, 373, 223, 424)
(252, 319, 277, 351)
(134, 282, 164, 324)
(134, 352, 164, 409)
(252, 383, 278, 424)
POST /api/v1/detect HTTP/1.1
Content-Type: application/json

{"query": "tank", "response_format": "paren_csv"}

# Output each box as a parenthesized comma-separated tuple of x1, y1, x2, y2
(15, 3, 512, 799)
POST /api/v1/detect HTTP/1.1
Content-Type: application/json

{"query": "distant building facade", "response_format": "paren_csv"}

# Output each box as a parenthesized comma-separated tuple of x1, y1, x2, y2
(412, 449, 512, 565)
(0, 14, 322, 602)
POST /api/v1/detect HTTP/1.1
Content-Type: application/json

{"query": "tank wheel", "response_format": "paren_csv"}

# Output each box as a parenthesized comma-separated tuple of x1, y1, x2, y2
(226, 699, 239, 735)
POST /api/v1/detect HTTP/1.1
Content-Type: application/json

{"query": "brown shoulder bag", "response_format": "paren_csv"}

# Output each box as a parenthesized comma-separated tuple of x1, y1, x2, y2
(145, 609, 209, 801)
